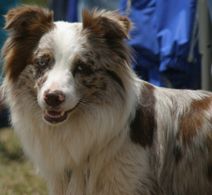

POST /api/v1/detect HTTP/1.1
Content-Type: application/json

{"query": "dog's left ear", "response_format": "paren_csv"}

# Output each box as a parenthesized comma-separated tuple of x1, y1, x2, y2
(82, 9, 131, 40)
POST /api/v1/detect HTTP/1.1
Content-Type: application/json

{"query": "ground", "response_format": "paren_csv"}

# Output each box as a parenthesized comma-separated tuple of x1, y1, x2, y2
(0, 128, 47, 195)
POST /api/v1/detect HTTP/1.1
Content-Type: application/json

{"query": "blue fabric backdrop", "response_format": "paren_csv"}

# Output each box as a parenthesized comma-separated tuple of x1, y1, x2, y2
(120, 0, 201, 89)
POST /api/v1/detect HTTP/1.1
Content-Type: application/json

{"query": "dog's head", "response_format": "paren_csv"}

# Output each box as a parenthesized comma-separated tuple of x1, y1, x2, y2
(2, 6, 134, 125)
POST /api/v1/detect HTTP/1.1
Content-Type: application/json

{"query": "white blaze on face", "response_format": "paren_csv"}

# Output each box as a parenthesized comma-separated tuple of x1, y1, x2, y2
(38, 67, 79, 110)
(36, 22, 86, 123)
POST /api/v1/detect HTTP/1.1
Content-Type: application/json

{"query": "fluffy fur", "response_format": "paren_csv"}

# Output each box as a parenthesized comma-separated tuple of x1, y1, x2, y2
(1, 6, 212, 195)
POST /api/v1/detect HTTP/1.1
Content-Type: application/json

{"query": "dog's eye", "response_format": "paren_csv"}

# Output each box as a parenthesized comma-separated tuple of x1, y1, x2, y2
(35, 55, 50, 67)
(73, 62, 93, 76)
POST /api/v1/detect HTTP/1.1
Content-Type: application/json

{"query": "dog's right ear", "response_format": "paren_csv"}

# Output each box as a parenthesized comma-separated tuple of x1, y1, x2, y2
(4, 5, 53, 37)
(3, 6, 54, 82)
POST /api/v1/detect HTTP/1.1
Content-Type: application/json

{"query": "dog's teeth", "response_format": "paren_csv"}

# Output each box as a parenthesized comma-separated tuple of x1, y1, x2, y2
(44, 110, 66, 119)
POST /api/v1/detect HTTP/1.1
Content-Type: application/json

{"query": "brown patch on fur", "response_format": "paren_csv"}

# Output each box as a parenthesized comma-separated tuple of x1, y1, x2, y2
(2, 6, 54, 82)
(130, 82, 156, 147)
(191, 96, 212, 110)
(82, 9, 131, 40)
(207, 163, 212, 182)
(179, 96, 212, 144)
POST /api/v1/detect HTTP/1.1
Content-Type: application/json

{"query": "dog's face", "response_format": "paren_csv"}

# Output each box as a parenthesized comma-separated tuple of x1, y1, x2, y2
(34, 22, 93, 124)
(2, 6, 132, 125)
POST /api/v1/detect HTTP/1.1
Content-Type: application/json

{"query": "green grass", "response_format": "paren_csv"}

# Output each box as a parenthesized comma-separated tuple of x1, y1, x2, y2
(0, 128, 47, 195)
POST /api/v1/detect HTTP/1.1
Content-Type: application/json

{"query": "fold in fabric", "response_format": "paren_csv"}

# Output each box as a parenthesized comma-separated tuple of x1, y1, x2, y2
(119, 0, 201, 89)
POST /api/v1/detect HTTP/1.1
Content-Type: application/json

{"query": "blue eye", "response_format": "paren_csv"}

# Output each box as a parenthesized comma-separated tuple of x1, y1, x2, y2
(35, 55, 51, 67)
(38, 58, 47, 66)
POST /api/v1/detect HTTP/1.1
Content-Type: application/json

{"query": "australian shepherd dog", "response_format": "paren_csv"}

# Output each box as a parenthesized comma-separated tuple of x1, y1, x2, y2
(1, 5, 212, 195)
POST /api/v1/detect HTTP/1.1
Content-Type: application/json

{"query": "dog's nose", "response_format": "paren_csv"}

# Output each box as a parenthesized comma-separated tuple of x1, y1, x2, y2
(44, 90, 65, 107)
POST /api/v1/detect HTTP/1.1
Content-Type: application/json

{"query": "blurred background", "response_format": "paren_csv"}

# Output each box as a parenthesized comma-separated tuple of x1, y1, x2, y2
(0, 0, 211, 194)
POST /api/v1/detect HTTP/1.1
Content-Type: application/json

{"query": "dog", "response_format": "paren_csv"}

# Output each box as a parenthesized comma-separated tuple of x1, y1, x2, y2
(1, 5, 212, 195)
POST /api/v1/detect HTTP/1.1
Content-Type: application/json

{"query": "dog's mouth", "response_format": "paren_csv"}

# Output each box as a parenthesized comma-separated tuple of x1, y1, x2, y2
(43, 103, 80, 124)
(44, 110, 68, 124)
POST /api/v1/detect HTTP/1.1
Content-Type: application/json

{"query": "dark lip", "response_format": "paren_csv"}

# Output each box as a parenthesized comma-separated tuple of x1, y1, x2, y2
(43, 102, 80, 124)
(44, 110, 68, 124)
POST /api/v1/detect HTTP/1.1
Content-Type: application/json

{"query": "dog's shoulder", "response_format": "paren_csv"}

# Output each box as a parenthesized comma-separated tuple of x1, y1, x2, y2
(130, 82, 212, 194)
(130, 82, 212, 148)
